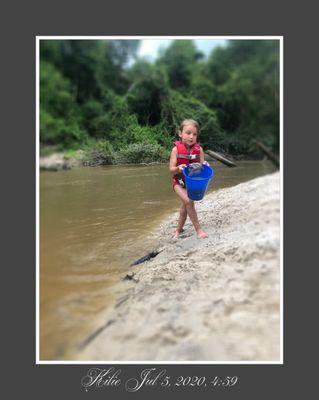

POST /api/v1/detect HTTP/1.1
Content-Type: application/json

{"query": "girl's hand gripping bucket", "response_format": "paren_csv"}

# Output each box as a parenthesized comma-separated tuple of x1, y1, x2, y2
(183, 164, 214, 201)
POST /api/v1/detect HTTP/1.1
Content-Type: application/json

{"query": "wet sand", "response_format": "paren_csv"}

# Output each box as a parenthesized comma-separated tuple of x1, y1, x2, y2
(76, 172, 281, 362)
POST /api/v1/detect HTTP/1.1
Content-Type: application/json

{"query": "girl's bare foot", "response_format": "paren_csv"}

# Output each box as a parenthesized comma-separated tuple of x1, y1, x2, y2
(172, 228, 184, 239)
(196, 229, 208, 239)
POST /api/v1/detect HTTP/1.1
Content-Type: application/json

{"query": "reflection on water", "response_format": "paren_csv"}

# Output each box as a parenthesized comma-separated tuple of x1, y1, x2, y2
(40, 160, 276, 360)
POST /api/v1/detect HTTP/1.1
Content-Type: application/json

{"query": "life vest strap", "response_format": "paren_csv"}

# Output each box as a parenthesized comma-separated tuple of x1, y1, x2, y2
(177, 154, 200, 160)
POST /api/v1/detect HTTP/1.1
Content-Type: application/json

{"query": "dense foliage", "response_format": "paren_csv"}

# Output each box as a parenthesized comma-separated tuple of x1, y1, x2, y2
(40, 39, 279, 164)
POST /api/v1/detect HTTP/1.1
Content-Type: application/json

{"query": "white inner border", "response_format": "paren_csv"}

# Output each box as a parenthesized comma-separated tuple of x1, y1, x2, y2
(36, 35, 284, 365)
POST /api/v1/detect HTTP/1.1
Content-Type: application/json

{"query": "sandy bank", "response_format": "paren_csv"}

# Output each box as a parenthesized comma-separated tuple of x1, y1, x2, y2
(77, 172, 281, 362)
(40, 153, 82, 171)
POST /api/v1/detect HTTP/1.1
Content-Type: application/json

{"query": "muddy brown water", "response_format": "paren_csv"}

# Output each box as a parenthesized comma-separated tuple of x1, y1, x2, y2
(40, 160, 276, 360)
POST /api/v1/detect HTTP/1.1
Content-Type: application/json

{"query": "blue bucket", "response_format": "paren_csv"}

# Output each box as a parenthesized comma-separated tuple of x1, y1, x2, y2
(183, 164, 214, 201)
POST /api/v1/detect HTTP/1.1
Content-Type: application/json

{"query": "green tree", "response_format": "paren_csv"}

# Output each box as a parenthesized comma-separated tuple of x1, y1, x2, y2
(158, 40, 204, 90)
(204, 40, 280, 154)
(40, 40, 139, 103)
(40, 61, 86, 146)
(126, 63, 170, 126)
(39, 39, 279, 159)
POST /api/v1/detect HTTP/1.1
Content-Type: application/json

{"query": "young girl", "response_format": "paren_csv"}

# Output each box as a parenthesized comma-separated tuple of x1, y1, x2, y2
(169, 119, 209, 239)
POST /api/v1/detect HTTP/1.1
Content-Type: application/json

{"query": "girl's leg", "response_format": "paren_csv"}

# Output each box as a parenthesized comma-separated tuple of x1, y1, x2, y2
(173, 203, 187, 238)
(174, 185, 208, 238)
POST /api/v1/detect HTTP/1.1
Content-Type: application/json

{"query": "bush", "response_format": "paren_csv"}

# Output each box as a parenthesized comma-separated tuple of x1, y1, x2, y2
(165, 90, 224, 150)
(117, 143, 170, 164)
(81, 99, 104, 136)
(149, 123, 175, 148)
(40, 110, 87, 147)
(129, 125, 159, 145)
(82, 139, 116, 166)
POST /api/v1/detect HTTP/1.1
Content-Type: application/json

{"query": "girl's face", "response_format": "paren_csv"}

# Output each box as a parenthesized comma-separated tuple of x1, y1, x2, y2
(179, 124, 198, 146)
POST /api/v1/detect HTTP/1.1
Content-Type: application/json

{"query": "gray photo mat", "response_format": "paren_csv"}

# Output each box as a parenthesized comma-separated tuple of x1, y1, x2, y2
(2, 0, 317, 398)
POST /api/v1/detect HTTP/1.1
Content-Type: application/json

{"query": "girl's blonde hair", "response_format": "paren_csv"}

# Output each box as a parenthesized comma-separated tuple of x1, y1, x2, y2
(179, 119, 200, 134)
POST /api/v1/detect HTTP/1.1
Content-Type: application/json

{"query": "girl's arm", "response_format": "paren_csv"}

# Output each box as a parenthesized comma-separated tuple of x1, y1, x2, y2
(169, 147, 186, 176)
(200, 147, 210, 166)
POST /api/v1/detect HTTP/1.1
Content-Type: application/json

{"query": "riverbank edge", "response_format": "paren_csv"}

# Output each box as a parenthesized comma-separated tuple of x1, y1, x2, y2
(75, 171, 281, 362)
(39, 150, 264, 171)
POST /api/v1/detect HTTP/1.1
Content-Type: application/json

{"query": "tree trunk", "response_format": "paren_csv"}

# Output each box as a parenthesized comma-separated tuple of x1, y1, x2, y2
(205, 150, 237, 167)
(253, 140, 279, 168)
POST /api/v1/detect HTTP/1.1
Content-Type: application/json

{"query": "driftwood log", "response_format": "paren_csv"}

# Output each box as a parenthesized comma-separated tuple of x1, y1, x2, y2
(205, 150, 237, 167)
(254, 140, 279, 168)
(130, 247, 164, 266)
(130, 250, 158, 266)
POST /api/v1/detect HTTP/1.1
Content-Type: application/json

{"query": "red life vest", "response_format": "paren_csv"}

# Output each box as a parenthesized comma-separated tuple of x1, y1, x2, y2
(175, 141, 201, 165)
(172, 141, 201, 188)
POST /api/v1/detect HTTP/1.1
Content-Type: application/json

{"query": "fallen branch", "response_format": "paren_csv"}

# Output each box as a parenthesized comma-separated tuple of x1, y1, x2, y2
(205, 150, 237, 167)
(253, 140, 279, 168)
(130, 247, 164, 266)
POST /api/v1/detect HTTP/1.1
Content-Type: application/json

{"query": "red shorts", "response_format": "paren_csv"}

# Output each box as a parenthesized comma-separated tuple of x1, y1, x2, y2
(172, 176, 185, 189)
